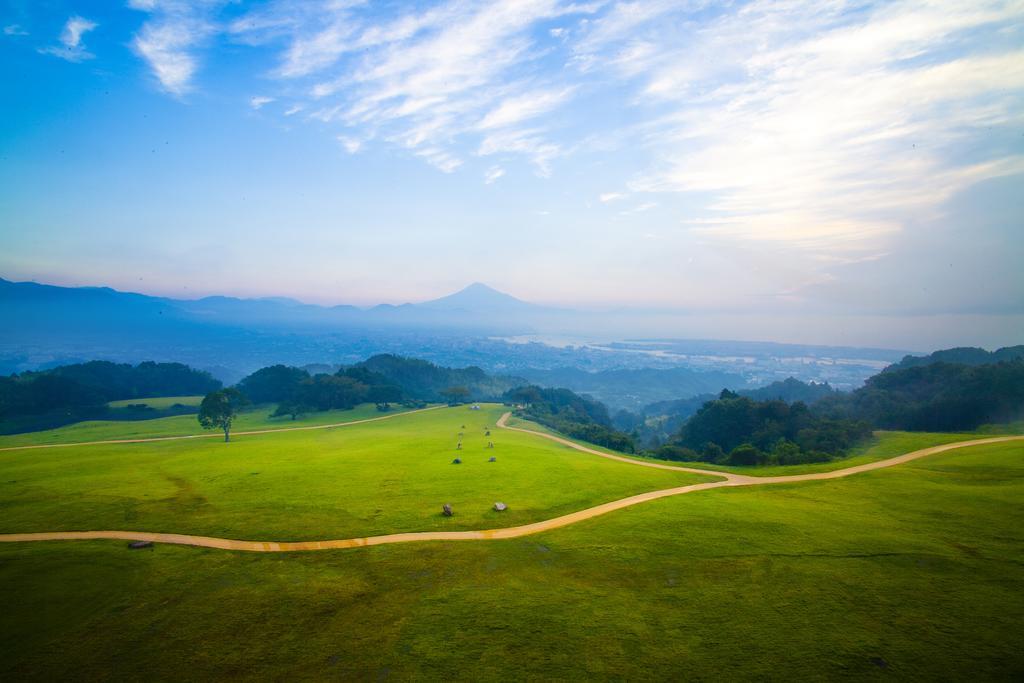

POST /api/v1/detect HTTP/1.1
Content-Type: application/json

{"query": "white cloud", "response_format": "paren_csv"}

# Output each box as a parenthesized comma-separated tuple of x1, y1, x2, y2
(478, 87, 574, 130)
(129, 1, 219, 96)
(229, 0, 597, 174)
(619, 201, 657, 216)
(62, 15, 96, 48)
(582, 0, 1024, 255)
(110, 0, 1024, 262)
(250, 96, 274, 109)
(337, 135, 363, 153)
(4, 24, 29, 36)
(38, 15, 96, 62)
(415, 147, 462, 173)
(478, 127, 561, 176)
(484, 166, 506, 184)
(133, 22, 202, 94)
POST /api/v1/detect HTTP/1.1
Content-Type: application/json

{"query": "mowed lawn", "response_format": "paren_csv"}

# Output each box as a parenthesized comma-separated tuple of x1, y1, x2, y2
(0, 404, 714, 540)
(0, 439, 1021, 680)
(107, 395, 204, 409)
(0, 402, 416, 447)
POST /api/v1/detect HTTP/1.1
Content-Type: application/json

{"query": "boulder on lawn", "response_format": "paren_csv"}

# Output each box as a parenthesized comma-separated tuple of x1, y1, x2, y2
(128, 541, 154, 550)
(493, 502, 507, 512)
(442, 503, 453, 517)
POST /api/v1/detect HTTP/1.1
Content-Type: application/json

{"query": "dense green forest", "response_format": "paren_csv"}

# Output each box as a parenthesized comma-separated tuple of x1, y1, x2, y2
(236, 363, 403, 418)
(353, 354, 522, 402)
(636, 354, 1023, 464)
(817, 359, 1024, 431)
(617, 378, 839, 447)
(0, 361, 220, 433)
(653, 389, 871, 466)
(505, 385, 636, 452)
(233, 355, 520, 418)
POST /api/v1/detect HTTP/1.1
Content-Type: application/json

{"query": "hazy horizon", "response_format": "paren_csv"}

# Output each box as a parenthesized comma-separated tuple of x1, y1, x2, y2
(1, 1, 1022, 349)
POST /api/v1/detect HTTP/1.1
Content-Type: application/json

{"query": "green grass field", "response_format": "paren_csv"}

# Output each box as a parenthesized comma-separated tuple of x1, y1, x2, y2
(0, 403, 1021, 680)
(506, 414, 986, 476)
(0, 402, 416, 447)
(107, 395, 204, 409)
(0, 435, 1021, 679)
(0, 404, 714, 540)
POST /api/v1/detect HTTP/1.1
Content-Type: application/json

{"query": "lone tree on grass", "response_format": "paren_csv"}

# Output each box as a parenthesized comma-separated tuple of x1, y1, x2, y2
(198, 388, 249, 442)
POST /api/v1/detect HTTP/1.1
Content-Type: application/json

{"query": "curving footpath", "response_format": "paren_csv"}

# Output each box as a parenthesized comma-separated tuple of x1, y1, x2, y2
(0, 412, 1020, 552)
(0, 405, 444, 453)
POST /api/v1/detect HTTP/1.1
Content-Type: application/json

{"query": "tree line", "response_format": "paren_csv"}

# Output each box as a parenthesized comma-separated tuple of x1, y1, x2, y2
(0, 361, 221, 433)
(651, 389, 870, 466)
(504, 385, 637, 452)
(638, 355, 1024, 466)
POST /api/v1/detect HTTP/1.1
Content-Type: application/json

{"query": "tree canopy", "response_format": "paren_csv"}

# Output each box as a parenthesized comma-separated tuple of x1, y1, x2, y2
(198, 388, 249, 442)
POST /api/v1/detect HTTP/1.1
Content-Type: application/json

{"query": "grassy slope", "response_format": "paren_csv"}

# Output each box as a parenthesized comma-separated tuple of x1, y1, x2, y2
(661, 430, 985, 476)
(0, 402, 416, 447)
(0, 439, 1021, 680)
(0, 405, 713, 540)
(507, 413, 988, 476)
(107, 395, 204, 408)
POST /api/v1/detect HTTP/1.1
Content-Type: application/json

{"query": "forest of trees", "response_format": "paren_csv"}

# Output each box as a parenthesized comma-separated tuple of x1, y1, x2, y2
(233, 355, 518, 419)
(353, 354, 521, 402)
(4, 348, 1021, 463)
(640, 356, 1024, 465)
(654, 389, 871, 466)
(505, 385, 636, 452)
(817, 359, 1024, 431)
(885, 345, 1024, 371)
(0, 361, 221, 433)
(235, 364, 403, 418)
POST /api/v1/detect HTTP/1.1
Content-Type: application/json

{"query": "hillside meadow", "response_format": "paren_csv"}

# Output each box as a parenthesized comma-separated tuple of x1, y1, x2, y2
(0, 436, 1021, 680)
(0, 404, 714, 541)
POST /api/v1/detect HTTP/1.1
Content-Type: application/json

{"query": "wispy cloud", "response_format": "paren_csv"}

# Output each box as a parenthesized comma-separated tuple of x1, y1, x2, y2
(249, 96, 274, 109)
(54, 0, 1023, 265)
(484, 166, 506, 184)
(575, 0, 1024, 257)
(129, 0, 219, 95)
(38, 15, 96, 62)
(337, 135, 362, 154)
(4, 24, 29, 36)
(230, 0, 598, 174)
(478, 87, 575, 130)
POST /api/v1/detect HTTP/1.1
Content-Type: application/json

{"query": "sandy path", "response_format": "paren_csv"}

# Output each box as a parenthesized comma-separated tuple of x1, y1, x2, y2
(1, 414, 1019, 552)
(0, 405, 443, 452)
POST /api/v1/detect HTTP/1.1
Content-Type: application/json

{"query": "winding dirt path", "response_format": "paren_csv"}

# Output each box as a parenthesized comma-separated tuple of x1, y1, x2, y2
(0, 405, 443, 453)
(0, 413, 1020, 552)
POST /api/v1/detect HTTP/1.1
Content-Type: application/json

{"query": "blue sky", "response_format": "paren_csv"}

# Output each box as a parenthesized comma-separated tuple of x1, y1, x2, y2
(0, 1, 1022, 347)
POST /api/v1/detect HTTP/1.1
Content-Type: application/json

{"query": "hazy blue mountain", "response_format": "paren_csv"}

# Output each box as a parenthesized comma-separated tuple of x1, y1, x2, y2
(419, 282, 541, 313)
(0, 277, 535, 334)
(0, 276, 913, 395)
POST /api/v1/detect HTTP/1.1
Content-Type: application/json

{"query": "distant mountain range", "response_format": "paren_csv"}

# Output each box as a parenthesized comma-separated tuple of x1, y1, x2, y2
(0, 276, 916, 395)
(0, 277, 554, 335)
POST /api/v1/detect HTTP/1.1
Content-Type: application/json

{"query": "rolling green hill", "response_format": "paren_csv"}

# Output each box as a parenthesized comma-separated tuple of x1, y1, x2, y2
(0, 404, 712, 540)
(0, 416, 1020, 679)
